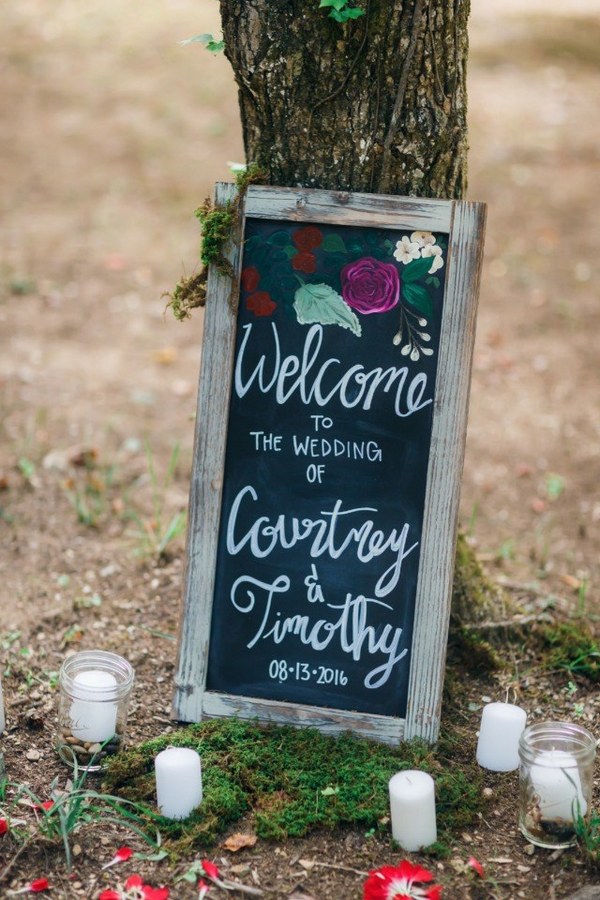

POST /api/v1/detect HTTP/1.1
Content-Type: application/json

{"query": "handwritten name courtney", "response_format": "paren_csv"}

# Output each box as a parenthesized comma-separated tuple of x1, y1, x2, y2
(227, 485, 418, 599)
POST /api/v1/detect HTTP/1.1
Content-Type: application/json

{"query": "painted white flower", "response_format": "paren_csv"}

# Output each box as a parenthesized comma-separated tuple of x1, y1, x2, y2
(393, 236, 421, 265)
(410, 231, 436, 248)
(421, 242, 444, 274)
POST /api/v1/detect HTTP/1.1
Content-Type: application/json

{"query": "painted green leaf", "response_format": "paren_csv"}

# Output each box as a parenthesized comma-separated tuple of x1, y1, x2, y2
(402, 283, 433, 318)
(282, 245, 297, 259)
(268, 231, 293, 246)
(319, 0, 346, 9)
(321, 233, 347, 254)
(294, 283, 361, 336)
(402, 257, 433, 283)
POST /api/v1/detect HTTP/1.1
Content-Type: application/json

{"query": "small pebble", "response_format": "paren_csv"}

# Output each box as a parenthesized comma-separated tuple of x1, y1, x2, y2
(26, 748, 41, 761)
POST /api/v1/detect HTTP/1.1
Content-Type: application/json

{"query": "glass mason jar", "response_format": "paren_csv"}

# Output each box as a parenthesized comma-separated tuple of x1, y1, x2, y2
(519, 720, 596, 848)
(56, 650, 134, 771)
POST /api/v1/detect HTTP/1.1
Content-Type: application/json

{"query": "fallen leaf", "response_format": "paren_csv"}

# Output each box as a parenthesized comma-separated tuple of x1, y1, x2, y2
(223, 832, 258, 853)
(154, 347, 178, 365)
(298, 860, 315, 871)
(559, 573, 581, 591)
(515, 463, 533, 478)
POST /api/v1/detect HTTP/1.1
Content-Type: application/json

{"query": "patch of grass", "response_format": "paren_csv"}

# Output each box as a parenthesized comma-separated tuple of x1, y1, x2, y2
(576, 811, 600, 869)
(126, 442, 187, 560)
(542, 622, 600, 682)
(0, 757, 159, 876)
(103, 718, 484, 856)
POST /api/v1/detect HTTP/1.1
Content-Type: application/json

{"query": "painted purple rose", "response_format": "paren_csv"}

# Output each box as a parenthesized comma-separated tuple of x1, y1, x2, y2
(340, 256, 400, 314)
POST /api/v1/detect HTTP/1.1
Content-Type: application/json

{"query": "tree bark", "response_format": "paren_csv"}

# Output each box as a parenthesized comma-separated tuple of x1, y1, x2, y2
(218, 0, 506, 641)
(219, 0, 470, 198)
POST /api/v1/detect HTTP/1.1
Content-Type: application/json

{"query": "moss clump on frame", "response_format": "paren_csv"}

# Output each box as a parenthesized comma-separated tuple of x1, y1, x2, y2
(103, 718, 484, 856)
(165, 163, 267, 321)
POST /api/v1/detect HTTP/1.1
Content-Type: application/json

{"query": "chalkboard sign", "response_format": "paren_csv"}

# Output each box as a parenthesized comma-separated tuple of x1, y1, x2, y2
(173, 185, 486, 744)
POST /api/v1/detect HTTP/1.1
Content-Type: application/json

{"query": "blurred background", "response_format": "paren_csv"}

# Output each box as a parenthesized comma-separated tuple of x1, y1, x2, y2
(1, 0, 600, 630)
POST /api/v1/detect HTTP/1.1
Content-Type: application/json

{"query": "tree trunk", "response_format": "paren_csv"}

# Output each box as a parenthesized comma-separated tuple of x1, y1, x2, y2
(219, 0, 470, 198)
(219, 0, 507, 641)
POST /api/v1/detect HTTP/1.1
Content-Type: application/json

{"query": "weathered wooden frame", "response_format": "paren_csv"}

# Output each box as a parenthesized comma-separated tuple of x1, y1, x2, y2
(173, 184, 486, 745)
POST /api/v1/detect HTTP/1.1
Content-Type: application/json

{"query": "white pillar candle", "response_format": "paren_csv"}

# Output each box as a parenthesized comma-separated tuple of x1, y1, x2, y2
(69, 669, 118, 743)
(389, 770, 437, 851)
(155, 747, 203, 820)
(476, 702, 527, 771)
(530, 750, 587, 821)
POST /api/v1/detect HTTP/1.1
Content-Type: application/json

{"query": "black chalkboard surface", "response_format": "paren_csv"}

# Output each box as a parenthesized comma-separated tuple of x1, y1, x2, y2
(207, 217, 445, 718)
(174, 185, 486, 744)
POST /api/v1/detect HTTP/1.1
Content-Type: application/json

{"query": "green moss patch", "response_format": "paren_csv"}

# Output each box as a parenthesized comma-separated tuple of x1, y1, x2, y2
(103, 718, 483, 855)
(541, 622, 600, 682)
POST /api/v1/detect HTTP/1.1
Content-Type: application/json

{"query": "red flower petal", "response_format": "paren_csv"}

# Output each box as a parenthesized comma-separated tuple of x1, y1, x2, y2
(197, 880, 211, 898)
(37, 801, 54, 812)
(102, 846, 134, 869)
(141, 886, 169, 900)
(425, 887, 443, 900)
(98, 892, 121, 900)
(246, 291, 276, 317)
(241, 266, 260, 292)
(291, 252, 317, 274)
(363, 862, 441, 900)
(201, 860, 220, 881)
(467, 856, 484, 878)
(395, 860, 435, 884)
(0, 818, 8, 835)
(292, 226, 323, 251)
(125, 874, 144, 890)
(28, 879, 50, 893)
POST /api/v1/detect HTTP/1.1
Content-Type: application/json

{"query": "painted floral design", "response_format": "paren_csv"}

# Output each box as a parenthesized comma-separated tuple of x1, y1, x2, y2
(393, 235, 422, 266)
(241, 266, 260, 292)
(246, 291, 276, 317)
(394, 231, 444, 276)
(241, 221, 446, 356)
(340, 256, 400, 315)
(292, 225, 323, 251)
(292, 251, 318, 274)
(363, 860, 442, 900)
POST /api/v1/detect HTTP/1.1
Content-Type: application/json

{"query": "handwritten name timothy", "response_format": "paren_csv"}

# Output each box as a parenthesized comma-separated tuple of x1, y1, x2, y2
(227, 485, 418, 598)
(229, 568, 408, 690)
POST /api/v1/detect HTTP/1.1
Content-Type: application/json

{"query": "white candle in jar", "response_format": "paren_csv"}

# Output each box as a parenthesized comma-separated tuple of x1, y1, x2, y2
(155, 747, 203, 820)
(530, 750, 587, 821)
(476, 702, 527, 771)
(389, 770, 437, 851)
(69, 669, 118, 743)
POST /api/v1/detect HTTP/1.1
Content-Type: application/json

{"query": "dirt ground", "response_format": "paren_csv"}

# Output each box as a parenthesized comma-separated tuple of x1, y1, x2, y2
(1, 0, 600, 897)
